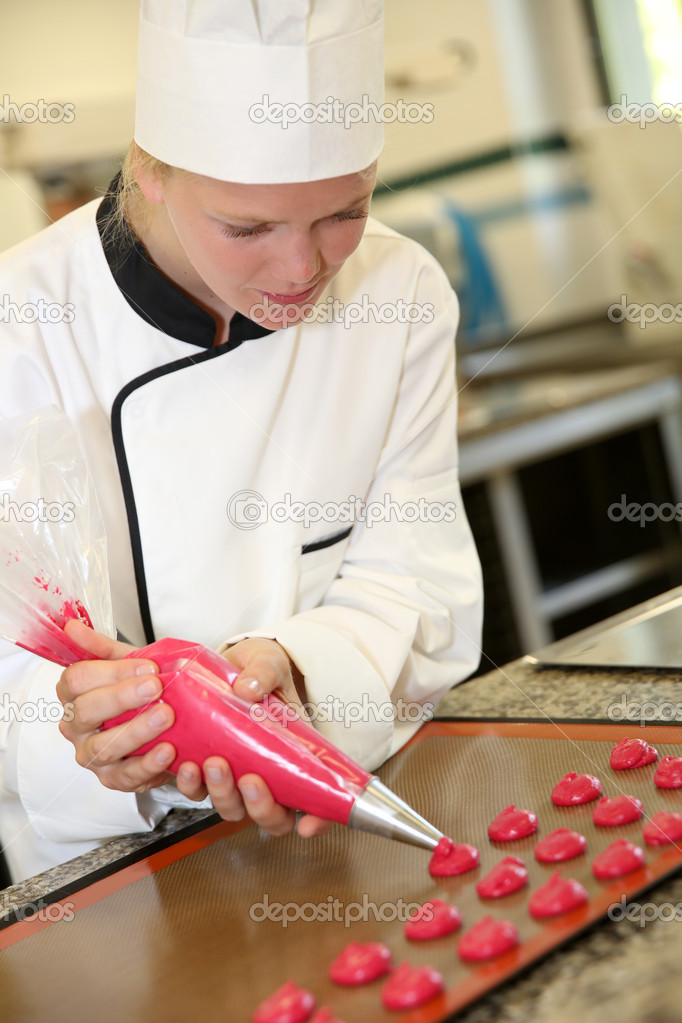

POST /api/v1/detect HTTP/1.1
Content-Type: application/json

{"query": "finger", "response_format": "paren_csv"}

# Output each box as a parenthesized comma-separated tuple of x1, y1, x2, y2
(66, 701, 174, 764)
(230, 641, 308, 715)
(236, 773, 296, 836)
(95, 743, 176, 793)
(202, 757, 248, 821)
(58, 659, 161, 702)
(64, 619, 139, 661)
(296, 815, 334, 838)
(176, 761, 209, 802)
(231, 644, 290, 702)
(271, 684, 312, 722)
(58, 674, 165, 729)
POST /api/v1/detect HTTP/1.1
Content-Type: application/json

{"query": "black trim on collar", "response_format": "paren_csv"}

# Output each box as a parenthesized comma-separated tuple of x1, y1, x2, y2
(111, 346, 247, 644)
(102, 173, 276, 641)
(96, 175, 274, 349)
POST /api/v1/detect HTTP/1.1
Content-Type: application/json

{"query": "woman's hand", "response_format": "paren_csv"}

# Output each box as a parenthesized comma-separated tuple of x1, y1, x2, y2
(57, 622, 332, 837)
(57, 621, 175, 793)
(175, 636, 332, 838)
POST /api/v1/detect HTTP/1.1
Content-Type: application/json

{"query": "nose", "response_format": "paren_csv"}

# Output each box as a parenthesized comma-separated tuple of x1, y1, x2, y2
(270, 229, 321, 285)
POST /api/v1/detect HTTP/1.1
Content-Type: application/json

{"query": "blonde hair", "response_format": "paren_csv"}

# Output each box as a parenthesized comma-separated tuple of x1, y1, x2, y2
(102, 141, 174, 246)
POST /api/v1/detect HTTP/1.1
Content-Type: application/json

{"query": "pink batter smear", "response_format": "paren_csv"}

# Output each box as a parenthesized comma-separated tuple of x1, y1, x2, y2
(18, 598, 94, 665)
(551, 772, 602, 806)
(457, 916, 519, 962)
(328, 942, 392, 986)
(654, 756, 682, 789)
(428, 836, 480, 877)
(475, 856, 528, 898)
(32, 572, 50, 591)
(592, 795, 644, 826)
(252, 981, 315, 1023)
(534, 828, 587, 863)
(643, 810, 682, 846)
(592, 839, 645, 879)
(488, 805, 538, 841)
(404, 899, 461, 940)
(380, 962, 444, 1011)
(15, 564, 94, 665)
(609, 737, 658, 770)
(528, 871, 588, 918)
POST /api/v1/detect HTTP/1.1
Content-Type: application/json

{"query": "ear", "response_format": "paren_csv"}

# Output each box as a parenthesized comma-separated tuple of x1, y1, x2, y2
(133, 156, 166, 205)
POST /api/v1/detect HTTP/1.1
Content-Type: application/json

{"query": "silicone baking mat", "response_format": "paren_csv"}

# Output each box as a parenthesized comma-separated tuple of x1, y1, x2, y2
(1, 722, 682, 1023)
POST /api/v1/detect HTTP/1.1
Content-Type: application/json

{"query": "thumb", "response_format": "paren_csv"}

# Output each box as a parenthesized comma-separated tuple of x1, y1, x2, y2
(63, 619, 139, 662)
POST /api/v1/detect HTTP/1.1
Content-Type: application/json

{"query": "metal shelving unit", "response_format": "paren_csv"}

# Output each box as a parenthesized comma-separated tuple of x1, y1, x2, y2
(459, 370, 682, 653)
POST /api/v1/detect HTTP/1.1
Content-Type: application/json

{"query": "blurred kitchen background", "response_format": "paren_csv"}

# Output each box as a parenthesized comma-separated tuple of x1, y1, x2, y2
(1, 0, 681, 674)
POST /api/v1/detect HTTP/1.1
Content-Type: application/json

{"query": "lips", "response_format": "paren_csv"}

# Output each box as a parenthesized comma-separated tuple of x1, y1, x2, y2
(257, 281, 321, 304)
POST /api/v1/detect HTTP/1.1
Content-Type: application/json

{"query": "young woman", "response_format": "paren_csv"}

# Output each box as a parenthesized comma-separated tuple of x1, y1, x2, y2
(0, 0, 482, 881)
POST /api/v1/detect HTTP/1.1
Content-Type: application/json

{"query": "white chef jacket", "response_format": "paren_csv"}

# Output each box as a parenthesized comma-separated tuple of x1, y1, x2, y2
(0, 184, 482, 881)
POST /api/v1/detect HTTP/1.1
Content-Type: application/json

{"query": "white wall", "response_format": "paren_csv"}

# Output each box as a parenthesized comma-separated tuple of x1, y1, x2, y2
(380, 0, 514, 178)
(374, 0, 622, 336)
(0, 0, 660, 339)
(0, 0, 138, 166)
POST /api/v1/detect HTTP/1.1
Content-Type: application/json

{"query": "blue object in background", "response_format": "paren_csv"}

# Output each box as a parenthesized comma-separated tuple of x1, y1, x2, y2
(440, 199, 508, 346)
(441, 185, 592, 347)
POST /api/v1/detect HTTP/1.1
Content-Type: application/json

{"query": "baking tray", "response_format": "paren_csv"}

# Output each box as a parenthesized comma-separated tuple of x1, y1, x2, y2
(1, 722, 682, 1023)
(525, 591, 682, 671)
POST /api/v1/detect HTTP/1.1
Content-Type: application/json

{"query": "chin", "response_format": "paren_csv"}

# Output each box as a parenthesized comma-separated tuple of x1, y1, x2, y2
(259, 310, 309, 330)
(242, 300, 313, 331)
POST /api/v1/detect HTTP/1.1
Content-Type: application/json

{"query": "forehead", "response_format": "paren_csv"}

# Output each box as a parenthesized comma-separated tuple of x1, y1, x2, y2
(176, 167, 376, 221)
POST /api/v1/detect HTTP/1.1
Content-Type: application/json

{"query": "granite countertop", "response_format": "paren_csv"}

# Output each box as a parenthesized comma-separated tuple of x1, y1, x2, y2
(4, 589, 682, 1021)
(436, 647, 680, 725)
(436, 585, 682, 725)
(0, 807, 217, 924)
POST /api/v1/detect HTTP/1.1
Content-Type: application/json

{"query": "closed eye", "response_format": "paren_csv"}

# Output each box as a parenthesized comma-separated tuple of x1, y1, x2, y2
(332, 207, 369, 223)
(219, 205, 369, 240)
(220, 222, 271, 240)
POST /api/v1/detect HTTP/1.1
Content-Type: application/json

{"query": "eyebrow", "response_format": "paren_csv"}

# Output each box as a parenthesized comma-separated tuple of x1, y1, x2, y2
(211, 190, 374, 225)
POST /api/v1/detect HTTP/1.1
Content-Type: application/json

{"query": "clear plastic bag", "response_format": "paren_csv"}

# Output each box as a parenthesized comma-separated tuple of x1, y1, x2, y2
(0, 405, 114, 666)
(0, 406, 373, 824)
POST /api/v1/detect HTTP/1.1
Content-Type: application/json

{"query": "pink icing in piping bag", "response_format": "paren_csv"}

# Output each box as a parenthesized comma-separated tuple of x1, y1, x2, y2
(111, 639, 445, 843)
(107, 638, 369, 825)
(25, 616, 443, 847)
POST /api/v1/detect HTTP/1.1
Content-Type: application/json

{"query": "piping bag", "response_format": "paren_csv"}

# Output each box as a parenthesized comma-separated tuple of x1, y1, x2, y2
(0, 407, 443, 851)
(103, 637, 444, 849)
(32, 623, 443, 850)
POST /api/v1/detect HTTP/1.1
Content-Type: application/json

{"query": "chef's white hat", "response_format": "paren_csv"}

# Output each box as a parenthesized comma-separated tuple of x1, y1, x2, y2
(134, 0, 384, 184)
